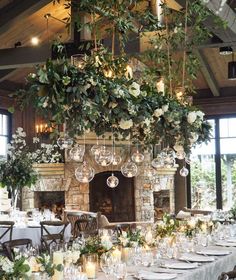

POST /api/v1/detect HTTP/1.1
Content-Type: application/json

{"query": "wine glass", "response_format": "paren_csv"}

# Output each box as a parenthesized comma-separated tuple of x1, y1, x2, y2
(113, 262, 127, 280)
(100, 253, 114, 279)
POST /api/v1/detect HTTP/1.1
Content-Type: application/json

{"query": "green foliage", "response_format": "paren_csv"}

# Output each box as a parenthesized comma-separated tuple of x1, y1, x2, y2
(0, 255, 31, 280)
(155, 213, 179, 238)
(0, 128, 37, 194)
(15, 47, 211, 155)
(118, 228, 145, 247)
(36, 254, 63, 277)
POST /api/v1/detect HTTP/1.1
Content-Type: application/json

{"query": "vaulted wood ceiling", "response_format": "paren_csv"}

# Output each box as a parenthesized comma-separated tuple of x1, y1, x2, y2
(0, 0, 236, 100)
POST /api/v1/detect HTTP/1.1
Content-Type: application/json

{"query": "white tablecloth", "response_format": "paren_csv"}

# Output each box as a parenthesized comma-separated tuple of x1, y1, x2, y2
(97, 245, 236, 280)
(0, 224, 71, 246)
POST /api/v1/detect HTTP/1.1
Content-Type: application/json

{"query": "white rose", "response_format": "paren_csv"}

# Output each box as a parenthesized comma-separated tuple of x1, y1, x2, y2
(162, 104, 169, 112)
(190, 132, 198, 144)
(129, 82, 140, 97)
(154, 108, 164, 118)
(119, 119, 133, 130)
(187, 112, 197, 124)
(196, 110, 205, 120)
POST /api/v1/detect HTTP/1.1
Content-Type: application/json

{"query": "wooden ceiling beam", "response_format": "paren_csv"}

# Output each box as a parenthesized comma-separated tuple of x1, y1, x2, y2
(0, 45, 51, 70)
(195, 49, 220, 97)
(0, 0, 51, 35)
(0, 69, 16, 82)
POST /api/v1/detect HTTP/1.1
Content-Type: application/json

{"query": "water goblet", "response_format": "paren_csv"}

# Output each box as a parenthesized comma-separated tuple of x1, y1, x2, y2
(113, 262, 127, 280)
(100, 253, 114, 279)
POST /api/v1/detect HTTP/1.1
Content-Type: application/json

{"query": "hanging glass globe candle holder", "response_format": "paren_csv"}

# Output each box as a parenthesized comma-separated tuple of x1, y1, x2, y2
(152, 155, 164, 168)
(112, 153, 122, 166)
(75, 161, 95, 183)
(107, 173, 119, 188)
(69, 145, 85, 162)
(143, 164, 156, 179)
(131, 150, 144, 163)
(179, 166, 189, 177)
(91, 144, 101, 156)
(121, 159, 138, 178)
(95, 146, 113, 166)
(57, 134, 74, 149)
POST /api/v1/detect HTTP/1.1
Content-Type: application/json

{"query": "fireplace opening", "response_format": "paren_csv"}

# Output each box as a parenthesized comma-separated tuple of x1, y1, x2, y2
(89, 171, 135, 222)
(153, 190, 170, 220)
(34, 191, 65, 218)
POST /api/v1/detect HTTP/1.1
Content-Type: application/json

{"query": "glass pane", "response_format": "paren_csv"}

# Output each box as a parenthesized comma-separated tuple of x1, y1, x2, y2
(221, 140, 236, 210)
(207, 119, 215, 138)
(0, 136, 7, 157)
(220, 118, 236, 138)
(0, 114, 2, 135)
(2, 114, 7, 135)
(191, 139, 216, 210)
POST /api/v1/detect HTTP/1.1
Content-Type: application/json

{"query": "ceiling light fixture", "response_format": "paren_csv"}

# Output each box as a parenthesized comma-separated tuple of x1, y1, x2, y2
(219, 46, 233, 55)
(228, 53, 236, 80)
(31, 37, 39, 46)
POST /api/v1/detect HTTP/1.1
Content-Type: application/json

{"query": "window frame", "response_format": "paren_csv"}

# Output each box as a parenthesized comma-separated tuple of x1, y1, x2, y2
(187, 114, 236, 210)
(0, 109, 12, 157)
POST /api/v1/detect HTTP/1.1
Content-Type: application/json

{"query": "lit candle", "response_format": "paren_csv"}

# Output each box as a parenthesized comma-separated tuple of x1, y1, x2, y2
(85, 261, 96, 279)
(112, 248, 121, 262)
(40, 124, 43, 133)
(127, 172, 133, 177)
(145, 231, 153, 244)
(36, 125, 39, 134)
(156, 78, 165, 93)
(125, 65, 133, 79)
(122, 247, 130, 263)
(52, 251, 64, 280)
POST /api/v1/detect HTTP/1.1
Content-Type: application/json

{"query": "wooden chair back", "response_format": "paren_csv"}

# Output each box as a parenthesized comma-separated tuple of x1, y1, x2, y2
(0, 221, 14, 244)
(3, 238, 32, 261)
(40, 221, 68, 252)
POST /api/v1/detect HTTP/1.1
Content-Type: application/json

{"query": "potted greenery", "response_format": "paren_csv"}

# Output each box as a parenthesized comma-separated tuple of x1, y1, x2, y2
(0, 127, 37, 209)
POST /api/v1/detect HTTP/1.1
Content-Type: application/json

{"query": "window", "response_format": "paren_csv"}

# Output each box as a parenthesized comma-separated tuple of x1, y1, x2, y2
(188, 116, 236, 211)
(0, 110, 11, 159)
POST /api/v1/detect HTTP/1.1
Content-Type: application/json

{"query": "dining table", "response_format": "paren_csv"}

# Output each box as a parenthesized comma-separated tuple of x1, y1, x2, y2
(96, 244, 236, 280)
(0, 220, 71, 246)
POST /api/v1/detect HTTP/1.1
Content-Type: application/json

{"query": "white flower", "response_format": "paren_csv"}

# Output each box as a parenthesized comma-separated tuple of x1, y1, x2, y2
(119, 119, 133, 130)
(154, 108, 164, 118)
(121, 231, 127, 238)
(72, 251, 81, 263)
(42, 100, 48, 108)
(162, 104, 169, 112)
(190, 132, 198, 144)
(187, 112, 197, 124)
(101, 236, 113, 250)
(143, 118, 151, 126)
(129, 82, 141, 97)
(33, 137, 40, 144)
(196, 110, 205, 120)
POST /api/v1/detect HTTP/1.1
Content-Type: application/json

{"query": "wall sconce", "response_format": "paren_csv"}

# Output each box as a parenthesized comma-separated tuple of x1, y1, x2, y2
(35, 123, 53, 135)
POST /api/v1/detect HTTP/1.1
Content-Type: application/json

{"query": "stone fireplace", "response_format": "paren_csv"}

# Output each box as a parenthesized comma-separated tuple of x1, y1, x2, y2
(22, 146, 177, 222)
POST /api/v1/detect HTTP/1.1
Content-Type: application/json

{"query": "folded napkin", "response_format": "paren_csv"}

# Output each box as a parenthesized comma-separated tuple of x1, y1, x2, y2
(176, 210, 191, 219)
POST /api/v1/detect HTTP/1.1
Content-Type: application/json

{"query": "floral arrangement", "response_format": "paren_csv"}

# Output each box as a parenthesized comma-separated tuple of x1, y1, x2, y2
(36, 254, 63, 277)
(118, 228, 145, 248)
(32, 137, 62, 163)
(80, 235, 113, 256)
(0, 127, 38, 207)
(0, 255, 31, 280)
(15, 49, 211, 155)
(155, 214, 180, 238)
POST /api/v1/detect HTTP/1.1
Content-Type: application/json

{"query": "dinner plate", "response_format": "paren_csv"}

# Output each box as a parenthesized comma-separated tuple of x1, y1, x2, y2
(162, 262, 198, 269)
(196, 249, 231, 256)
(136, 272, 177, 280)
(179, 254, 215, 262)
(215, 241, 236, 247)
(226, 238, 236, 243)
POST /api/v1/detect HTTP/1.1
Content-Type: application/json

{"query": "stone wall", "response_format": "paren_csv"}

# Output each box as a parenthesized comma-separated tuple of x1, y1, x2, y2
(22, 146, 177, 222)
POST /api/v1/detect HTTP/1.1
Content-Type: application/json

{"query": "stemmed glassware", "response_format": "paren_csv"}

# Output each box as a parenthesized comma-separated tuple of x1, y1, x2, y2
(100, 253, 114, 279)
(113, 262, 127, 280)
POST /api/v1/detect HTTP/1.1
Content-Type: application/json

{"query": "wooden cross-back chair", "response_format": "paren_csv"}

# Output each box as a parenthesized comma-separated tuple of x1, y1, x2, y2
(3, 238, 32, 261)
(218, 266, 236, 280)
(40, 221, 68, 253)
(0, 221, 14, 249)
(66, 213, 98, 239)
